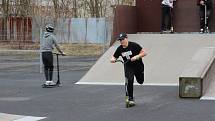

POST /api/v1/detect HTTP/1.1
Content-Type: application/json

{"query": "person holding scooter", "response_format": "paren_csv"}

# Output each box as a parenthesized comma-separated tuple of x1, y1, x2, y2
(197, 0, 212, 33)
(110, 33, 147, 107)
(41, 24, 65, 87)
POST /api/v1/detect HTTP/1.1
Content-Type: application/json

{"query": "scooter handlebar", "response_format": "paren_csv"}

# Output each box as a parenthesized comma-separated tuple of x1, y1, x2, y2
(115, 59, 130, 64)
(115, 60, 124, 63)
(53, 52, 66, 56)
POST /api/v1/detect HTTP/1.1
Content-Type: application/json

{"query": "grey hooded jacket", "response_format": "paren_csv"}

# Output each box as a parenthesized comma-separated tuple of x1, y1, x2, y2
(41, 32, 61, 52)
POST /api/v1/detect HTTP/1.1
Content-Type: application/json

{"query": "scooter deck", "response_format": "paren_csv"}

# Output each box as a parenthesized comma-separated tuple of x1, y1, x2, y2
(42, 83, 62, 88)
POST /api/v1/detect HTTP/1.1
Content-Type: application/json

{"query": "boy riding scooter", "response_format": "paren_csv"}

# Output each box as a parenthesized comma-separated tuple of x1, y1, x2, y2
(110, 33, 147, 107)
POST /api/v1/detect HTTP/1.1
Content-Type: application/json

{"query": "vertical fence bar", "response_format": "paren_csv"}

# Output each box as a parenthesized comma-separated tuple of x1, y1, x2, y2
(40, 28, 43, 73)
(103, 18, 107, 54)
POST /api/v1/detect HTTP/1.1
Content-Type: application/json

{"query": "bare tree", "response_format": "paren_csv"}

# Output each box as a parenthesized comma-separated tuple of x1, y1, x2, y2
(52, 0, 60, 23)
(84, 0, 104, 18)
(19, 0, 31, 16)
(73, 0, 78, 18)
(0, 0, 136, 28)
(1, 0, 9, 40)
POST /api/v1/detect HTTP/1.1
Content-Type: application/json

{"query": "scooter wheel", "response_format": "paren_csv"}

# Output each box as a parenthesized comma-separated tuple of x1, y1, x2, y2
(42, 84, 46, 88)
(125, 100, 129, 108)
(126, 103, 129, 108)
(56, 83, 62, 87)
(128, 103, 135, 107)
(125, 96, 129, 108)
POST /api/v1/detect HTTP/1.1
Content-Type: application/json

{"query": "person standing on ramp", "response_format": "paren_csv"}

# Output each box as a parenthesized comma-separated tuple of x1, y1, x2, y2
(110, 33, 147, 106)
(161, 0, 174, 33)
(197, 0, 212, 33)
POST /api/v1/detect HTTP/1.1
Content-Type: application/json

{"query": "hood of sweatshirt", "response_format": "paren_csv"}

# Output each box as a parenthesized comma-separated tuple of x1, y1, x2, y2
(44, 32, 53, 38)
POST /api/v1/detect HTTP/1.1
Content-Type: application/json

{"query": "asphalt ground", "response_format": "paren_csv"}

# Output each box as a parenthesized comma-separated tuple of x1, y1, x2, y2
(0, 55, 215, 121)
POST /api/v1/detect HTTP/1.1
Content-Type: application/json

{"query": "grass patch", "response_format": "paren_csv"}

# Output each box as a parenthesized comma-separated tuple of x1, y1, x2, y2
(60, 43, 106, 56)
(0, 42, 109, 57)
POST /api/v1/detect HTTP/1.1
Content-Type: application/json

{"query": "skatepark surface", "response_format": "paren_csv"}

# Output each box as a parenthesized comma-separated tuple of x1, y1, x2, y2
(1, 34, 215, 121)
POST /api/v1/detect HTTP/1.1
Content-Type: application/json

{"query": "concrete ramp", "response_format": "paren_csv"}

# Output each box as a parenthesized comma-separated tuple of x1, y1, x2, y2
(76, 34, 215, 86)
(201, 72, 215, 100)
(0, 113, 46, 121)
(201, 80, 215, 100)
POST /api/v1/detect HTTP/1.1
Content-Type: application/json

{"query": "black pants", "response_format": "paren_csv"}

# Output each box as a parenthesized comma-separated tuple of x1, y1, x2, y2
(161, 5, 172, 31)
(199, 6, 212, 29)
(42, 52, 54, 81)
(125, 65, 144, 100)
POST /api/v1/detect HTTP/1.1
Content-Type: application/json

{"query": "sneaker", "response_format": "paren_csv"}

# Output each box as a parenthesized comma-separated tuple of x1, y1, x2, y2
(170, 27, 174, 33)
(128, 99, 135, 106)
(205, 27, 210, 33)
(49, 81, 56, 85)
(200, 29, 204, 34)
(45, 81, 56, 85)
(45, 81, 51, 85)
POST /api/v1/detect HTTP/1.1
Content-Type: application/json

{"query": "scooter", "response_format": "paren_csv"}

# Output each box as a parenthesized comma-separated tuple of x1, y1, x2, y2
(170, 7, 174, 33)
(204, 3, 209, 33)
(115, 59, 135, 108)
(42, 52, 64, 88)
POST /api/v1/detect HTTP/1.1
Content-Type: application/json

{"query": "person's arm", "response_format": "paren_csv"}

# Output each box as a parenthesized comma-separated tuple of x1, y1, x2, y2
(131, 48, 147, 61)
(110, 55, 117, 63)
(55, 45, 64, 54)
(53, 36, 65, 55)
(110, 47, 120, 63)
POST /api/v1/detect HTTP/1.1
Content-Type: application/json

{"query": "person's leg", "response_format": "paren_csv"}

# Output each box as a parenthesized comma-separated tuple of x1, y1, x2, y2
(42, 52, 54, 85)
(161, 5, 167, 32)
(125, 66, 134, 100)
(167, 7, 172, 31)
(44, 67, 49, 81)
(46, 53, 53, 81)
(42, 52, 50, 81)
(206, 9, 212, 28)
(199, 8, 205, 33)
(135, 71, 144, 84)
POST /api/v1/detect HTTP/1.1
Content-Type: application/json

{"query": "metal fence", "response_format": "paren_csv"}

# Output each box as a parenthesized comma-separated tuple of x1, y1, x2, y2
(0, 17, 113, 50)
(33, 17, 113, 44)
